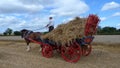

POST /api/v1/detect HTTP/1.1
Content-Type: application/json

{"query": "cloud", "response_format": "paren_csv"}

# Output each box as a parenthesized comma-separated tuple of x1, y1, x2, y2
(0, 0, 89, 33)
(0, 0, 52, 33)
(0, 0, 44, 14)
(0, 15, 25, 28)
(17, 17, 50, 32)
(100, 17, 107, 21)
(117, 24, 120, 26)
(0, 15, 49, 32)
(0, 15, 21, 32)
(112, 12, 120, 17)
(20, 0, 54, 6)
(50, 0, 89, 16)
(100, 12, 120, 22)
(116, 24, 120, 29)
(101, 1, 120, 11)
(62, 17, 74, 23)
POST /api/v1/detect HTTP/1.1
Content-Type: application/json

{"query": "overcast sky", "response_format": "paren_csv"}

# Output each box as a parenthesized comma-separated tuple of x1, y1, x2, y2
(0, 0, 120, 33)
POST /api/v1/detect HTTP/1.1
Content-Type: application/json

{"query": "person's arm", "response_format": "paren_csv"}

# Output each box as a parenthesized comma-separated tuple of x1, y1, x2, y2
(46, 20, 52, 27)
(46, 23, 50, 27)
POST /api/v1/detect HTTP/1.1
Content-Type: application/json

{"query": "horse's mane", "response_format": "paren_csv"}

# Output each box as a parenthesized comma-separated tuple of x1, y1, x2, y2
(21, 29, 27, 32)
(21, 29, 33, 32)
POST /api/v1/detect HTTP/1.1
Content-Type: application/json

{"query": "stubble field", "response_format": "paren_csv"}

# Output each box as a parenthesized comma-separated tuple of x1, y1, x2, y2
(0, 35, 120, 68)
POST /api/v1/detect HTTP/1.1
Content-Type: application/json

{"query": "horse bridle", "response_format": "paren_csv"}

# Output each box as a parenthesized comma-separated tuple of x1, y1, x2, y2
(23, 30, 33, 38)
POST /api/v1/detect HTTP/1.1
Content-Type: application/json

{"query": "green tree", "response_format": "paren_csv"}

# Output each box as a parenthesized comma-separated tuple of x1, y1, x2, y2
(102, 27, 116, 33)
(14, 31, 21, 36)
(3, 32, 7, 36)
(98, 27, 119, 35)
(4, 28, 13, 35)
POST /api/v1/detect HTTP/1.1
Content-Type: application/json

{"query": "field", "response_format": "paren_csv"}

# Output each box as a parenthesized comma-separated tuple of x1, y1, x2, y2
(0, 35, 120, 68)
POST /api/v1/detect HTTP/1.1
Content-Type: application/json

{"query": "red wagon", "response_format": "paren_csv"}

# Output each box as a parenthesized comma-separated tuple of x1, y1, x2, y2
(29, 14, 100, 63)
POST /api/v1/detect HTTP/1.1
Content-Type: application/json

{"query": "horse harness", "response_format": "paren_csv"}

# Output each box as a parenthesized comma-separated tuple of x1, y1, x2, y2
(23, 30, 33, 38)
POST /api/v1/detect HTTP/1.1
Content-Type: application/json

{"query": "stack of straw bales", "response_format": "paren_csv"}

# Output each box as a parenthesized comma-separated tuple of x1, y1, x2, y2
(41, 17, 87, 45)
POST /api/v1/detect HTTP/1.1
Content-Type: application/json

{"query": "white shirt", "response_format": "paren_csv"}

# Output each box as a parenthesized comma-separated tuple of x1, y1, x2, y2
(48, 19, 54, 27)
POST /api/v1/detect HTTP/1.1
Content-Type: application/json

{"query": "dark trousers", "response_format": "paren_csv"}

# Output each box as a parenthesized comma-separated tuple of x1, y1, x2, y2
(49, 26, 54, 32)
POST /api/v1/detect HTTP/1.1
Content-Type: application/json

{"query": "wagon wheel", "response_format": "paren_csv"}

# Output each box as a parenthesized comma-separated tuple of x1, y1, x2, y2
(61, 42, 81, 63)
(42, 44, 53, 58)
(82, 44, 92, 56)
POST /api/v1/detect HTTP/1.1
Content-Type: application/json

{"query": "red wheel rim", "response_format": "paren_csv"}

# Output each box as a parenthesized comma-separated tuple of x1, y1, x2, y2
(42, 44, 53, 58)
(82, 44, 92, 56)
(61, 42, 81, 63)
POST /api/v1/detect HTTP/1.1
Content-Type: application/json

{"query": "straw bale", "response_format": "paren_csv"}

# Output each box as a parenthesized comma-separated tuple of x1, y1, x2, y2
(41, 17, 87, 45)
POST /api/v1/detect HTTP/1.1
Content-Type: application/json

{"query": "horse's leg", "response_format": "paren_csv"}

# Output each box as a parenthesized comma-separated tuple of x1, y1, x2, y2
(39, 44, 43, 52)
(26, 40, 31, 52)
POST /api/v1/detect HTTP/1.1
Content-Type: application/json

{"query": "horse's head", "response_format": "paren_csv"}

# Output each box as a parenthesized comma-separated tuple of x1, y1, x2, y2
(20, 29, 28, 38)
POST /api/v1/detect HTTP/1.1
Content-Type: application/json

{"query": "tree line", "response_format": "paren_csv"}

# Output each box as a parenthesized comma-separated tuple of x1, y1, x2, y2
(97, 26, 120, 35)
(2, 28, 21, 36)
(1, 26, 120, 36)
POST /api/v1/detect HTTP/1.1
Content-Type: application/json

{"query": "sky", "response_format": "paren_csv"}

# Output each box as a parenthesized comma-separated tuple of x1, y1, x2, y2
(0, 0, 120, 33)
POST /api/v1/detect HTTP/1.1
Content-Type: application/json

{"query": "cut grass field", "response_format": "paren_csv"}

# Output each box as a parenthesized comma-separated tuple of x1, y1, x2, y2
(0, 41, 120, 68)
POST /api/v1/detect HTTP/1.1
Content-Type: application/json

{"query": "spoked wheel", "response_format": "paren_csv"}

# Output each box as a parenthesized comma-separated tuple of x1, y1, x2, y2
(82, 44, 92, 56)
(42, 44, 53, 58)
(61, 42, 81, 63)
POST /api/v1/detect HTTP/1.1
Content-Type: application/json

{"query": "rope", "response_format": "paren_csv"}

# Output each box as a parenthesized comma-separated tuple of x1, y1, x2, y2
(33, 26, 47, 31)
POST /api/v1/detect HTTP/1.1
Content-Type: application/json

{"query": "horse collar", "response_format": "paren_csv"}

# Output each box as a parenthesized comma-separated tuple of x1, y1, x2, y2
(24, 30, 33, 38)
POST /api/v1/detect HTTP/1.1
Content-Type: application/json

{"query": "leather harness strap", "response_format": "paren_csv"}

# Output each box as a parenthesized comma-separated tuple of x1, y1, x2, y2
(23, 30, 33, 38)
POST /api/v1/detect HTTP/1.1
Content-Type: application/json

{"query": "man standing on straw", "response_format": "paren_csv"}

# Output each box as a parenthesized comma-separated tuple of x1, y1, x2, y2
(46, 17, 54, 32)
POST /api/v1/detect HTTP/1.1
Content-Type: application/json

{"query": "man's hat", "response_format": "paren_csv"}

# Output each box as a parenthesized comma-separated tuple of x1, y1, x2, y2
(49, 17, 53, 19)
